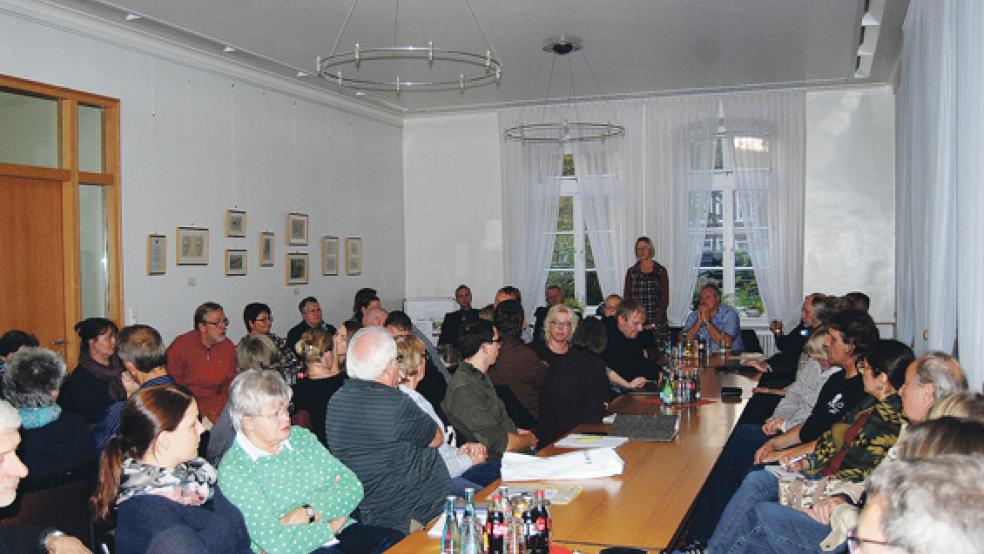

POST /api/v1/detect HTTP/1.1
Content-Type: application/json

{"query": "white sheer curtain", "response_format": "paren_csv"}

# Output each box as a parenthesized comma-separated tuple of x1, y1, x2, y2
(499, 107, 564, 319)
(898, 0, 984, 390)
(573, 100, 646, 297)
(896, 0, 958, 355)
(723, 90, 806, 330)
(643, 95, 720, 324)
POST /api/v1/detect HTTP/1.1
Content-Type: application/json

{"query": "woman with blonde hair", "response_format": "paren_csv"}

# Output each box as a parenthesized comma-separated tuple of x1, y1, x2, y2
(531, 304, 579, 364)
(292, 327, 346, 447)
(623, 236, 669, 328)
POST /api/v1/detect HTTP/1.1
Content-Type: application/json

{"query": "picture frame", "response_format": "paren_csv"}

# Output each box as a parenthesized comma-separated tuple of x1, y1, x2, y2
(225, 249, 247, 276)
(146, 234, 166, 275)
(288, 213, 308, 246)
(259, 232, 275, 267)
(176, 227, 209, 265)
(345, 237, 363, 276)
(322, 236, 339, 276)
(225, 209, 246, 238)
(286, 252, 309, 285)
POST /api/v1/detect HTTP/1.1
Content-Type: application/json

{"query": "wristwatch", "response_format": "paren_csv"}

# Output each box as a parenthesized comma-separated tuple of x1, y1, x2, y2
(41, 529, 66, 551)
(302, 503, 316, 524)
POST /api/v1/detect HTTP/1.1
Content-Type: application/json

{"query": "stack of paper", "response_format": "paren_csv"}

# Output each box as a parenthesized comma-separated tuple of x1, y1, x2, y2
(501, 447, 625, 481)
(553, 434, 629, 449)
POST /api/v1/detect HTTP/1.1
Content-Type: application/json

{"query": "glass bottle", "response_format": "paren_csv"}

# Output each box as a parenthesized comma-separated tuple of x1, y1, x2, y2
(442, 495, 460, 554)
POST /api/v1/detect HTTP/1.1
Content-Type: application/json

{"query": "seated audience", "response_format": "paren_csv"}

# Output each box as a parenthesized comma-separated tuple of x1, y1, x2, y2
(490, 300, 547, 426)
(59, 318, 125, 423)
(94, 324, 176, 451)
(438, 284, 480, 347)
(0, 330, 39, 394)
(206, 334, 283, 465)
(395, 335, 499, 496)
(91, 385, 251, 553)
(243, 302, 304, 384)
(351, 287, 378, 324)
(5, 348, 95, 480)
(332, 320, 359, 374)
(853, 455, 984, 554)
(692, 309, 878, 543)
(286, 297, 337, 354)
(291, 328, 346, 447)
(681, 282, 744, 353)
(220, 370, 402, 553)
(531, 304, 578, 366)
(536, 317, 610, 447)
(741, 293, 825, 399)
(0, 400, 92, 554)
(325, 327, 449, 533)
(363, 306, 388, 328)
(706, 340, 928, 552)
(442, 321, 537, 461)
(532, 285, 566, 344)
(844, 290, 871, 312)
(493, 286, 521, 307)
(601, 299, 657, 386)
(166, 302, 237, 424)
(385, 310, 449, 419)
(357, 296, 382, 324)
(596, 294, 622, 318)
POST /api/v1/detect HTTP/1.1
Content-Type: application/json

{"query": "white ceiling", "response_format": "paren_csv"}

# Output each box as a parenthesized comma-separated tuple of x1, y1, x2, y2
(43, 0, 909, 114)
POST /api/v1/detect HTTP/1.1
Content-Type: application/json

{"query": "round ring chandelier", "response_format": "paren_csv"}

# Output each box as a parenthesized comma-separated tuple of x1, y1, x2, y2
(504, 38, 625, 144)
(315, 0, 501, 95)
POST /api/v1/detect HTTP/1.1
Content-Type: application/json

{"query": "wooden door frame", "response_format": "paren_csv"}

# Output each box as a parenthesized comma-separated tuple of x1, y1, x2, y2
(1, 74, 122, 368)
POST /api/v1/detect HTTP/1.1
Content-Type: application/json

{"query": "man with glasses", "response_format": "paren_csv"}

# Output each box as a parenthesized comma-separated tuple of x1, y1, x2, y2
(286, 296, 336, 355)
(166, 302, 237, 424)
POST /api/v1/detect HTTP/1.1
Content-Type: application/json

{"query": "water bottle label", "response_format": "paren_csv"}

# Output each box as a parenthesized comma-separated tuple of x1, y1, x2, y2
(492, 523, 508, 537)
(535, 517, 547, 532)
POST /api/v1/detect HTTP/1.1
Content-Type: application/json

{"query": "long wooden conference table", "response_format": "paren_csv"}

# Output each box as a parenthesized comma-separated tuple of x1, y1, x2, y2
(387, 354, 759, 553)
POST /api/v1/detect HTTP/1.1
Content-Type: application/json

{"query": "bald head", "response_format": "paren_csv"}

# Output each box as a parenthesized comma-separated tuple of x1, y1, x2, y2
(363, 306, 389, 328)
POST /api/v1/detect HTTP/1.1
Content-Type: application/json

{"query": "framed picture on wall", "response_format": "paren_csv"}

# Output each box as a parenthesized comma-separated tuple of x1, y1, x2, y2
(322, 236, 339, 276)
(225, 249, 247, 276)
(345, 237, 362, 276)
(176, 227, 208, 265)
(259, 232, 275, 267)
(226, 209, 246, 237)
(147, 234, 166, 275)
(286, 252, 309, 285)
(288, 213, 308, 246)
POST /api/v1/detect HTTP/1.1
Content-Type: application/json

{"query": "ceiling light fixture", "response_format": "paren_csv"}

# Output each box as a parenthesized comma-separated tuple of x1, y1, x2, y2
(504, 38, 624, 144)
(315, 0, 501, 94)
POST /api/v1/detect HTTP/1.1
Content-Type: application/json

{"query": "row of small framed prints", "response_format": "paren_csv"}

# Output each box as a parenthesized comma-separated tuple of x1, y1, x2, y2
(147, 227, 363, 284)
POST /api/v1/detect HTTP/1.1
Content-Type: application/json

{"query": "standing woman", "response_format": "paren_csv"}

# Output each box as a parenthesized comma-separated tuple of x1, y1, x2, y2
(90, 384, 251, 553)
(60, 317, 125, 423)
(623, 236, 669, 329)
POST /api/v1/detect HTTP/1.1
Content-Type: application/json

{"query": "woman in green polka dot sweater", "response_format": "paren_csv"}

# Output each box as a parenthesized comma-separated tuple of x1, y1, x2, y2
(219, 369, 403, 553)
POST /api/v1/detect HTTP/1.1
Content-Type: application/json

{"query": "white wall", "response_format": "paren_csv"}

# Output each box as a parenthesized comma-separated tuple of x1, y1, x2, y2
(803, 88, 896, 333)
(404, 88, 897, 329)
(403, 112, 504, 306)
(0, 2, 405, 342)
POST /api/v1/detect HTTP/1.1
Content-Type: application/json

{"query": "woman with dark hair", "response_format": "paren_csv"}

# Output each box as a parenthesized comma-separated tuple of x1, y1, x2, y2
(536, 318, 611, 447)
(332, 320, 360, 374)
(706, 339, 914, 552)
(60, 317, 125, 423)
(90, 384, 251, 553)
(5, 347, 95, 480)
(351, 288, 378, 324)
(291, 327, 346, 447)
(243, 302, 304, 385)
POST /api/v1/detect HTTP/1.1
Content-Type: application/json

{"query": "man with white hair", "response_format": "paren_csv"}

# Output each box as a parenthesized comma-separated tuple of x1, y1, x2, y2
(325, 327, 450, 534)
(0, 400, 92, 553)
(854, 455, 984, 554)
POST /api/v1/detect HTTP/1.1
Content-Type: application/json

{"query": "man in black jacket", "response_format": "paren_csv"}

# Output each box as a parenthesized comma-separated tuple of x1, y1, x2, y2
(438, 284, 480, 347)
(0, 400, 92, 554)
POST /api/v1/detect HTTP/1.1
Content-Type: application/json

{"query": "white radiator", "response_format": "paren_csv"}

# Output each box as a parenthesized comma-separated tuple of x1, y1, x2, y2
(755, 329, 778, 357)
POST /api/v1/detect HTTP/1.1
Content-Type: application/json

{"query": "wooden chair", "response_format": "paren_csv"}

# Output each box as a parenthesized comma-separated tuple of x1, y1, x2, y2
(0, 461, 98, 548)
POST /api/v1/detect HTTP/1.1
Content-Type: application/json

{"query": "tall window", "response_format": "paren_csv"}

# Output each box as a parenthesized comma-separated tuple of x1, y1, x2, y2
(695, 134, 765, 318)
(545, 154, 603, 310)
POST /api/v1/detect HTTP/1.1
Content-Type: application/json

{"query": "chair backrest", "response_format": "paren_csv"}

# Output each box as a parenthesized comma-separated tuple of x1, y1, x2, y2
(741, 329, 763, 353)
(0, 461, 98, 548)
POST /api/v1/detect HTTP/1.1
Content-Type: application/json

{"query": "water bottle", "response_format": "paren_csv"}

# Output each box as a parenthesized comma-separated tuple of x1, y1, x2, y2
(461, 488, 485, 554)
(441, 495, 460, 554)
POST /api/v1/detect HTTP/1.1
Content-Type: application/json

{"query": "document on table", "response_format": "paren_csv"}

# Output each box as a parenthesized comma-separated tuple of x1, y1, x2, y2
(554, 433, 629, 449)
(501, 447, 625, 481)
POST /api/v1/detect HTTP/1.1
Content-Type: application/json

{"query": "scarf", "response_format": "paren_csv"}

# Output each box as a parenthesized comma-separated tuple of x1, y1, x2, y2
(117, 457, 217, 507)
(77, 351, 127, 401)
(18, 404, 62, 429)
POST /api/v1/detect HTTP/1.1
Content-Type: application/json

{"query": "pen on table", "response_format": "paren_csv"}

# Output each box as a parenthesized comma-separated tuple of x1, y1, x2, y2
(575, 435, 602, 441)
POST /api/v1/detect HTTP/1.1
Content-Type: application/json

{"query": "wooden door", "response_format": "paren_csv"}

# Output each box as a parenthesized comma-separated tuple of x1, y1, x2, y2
(0, 175, 69, 359)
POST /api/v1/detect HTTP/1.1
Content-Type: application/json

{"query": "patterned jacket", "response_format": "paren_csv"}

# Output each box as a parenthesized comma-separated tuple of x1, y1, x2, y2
(805, 394, 906, 482)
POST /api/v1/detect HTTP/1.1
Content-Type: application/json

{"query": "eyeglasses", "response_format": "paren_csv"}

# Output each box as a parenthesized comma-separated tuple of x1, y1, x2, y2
(846, 528, 908, 553)
(254, 316, 274, 323)
(249, 403, 294, 420)
(205, 318, 230, 327)
(550, 321, 572, 328)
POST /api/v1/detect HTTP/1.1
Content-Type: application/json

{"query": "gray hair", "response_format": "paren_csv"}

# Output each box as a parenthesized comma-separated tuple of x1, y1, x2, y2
(866, 455, 984, 554)
(346, 327, 396, 381)
(913, 352, 968, 400)
(5, 348, 66, 408)
(0, 400, 20, 431)
(227, 369, 292, 433)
